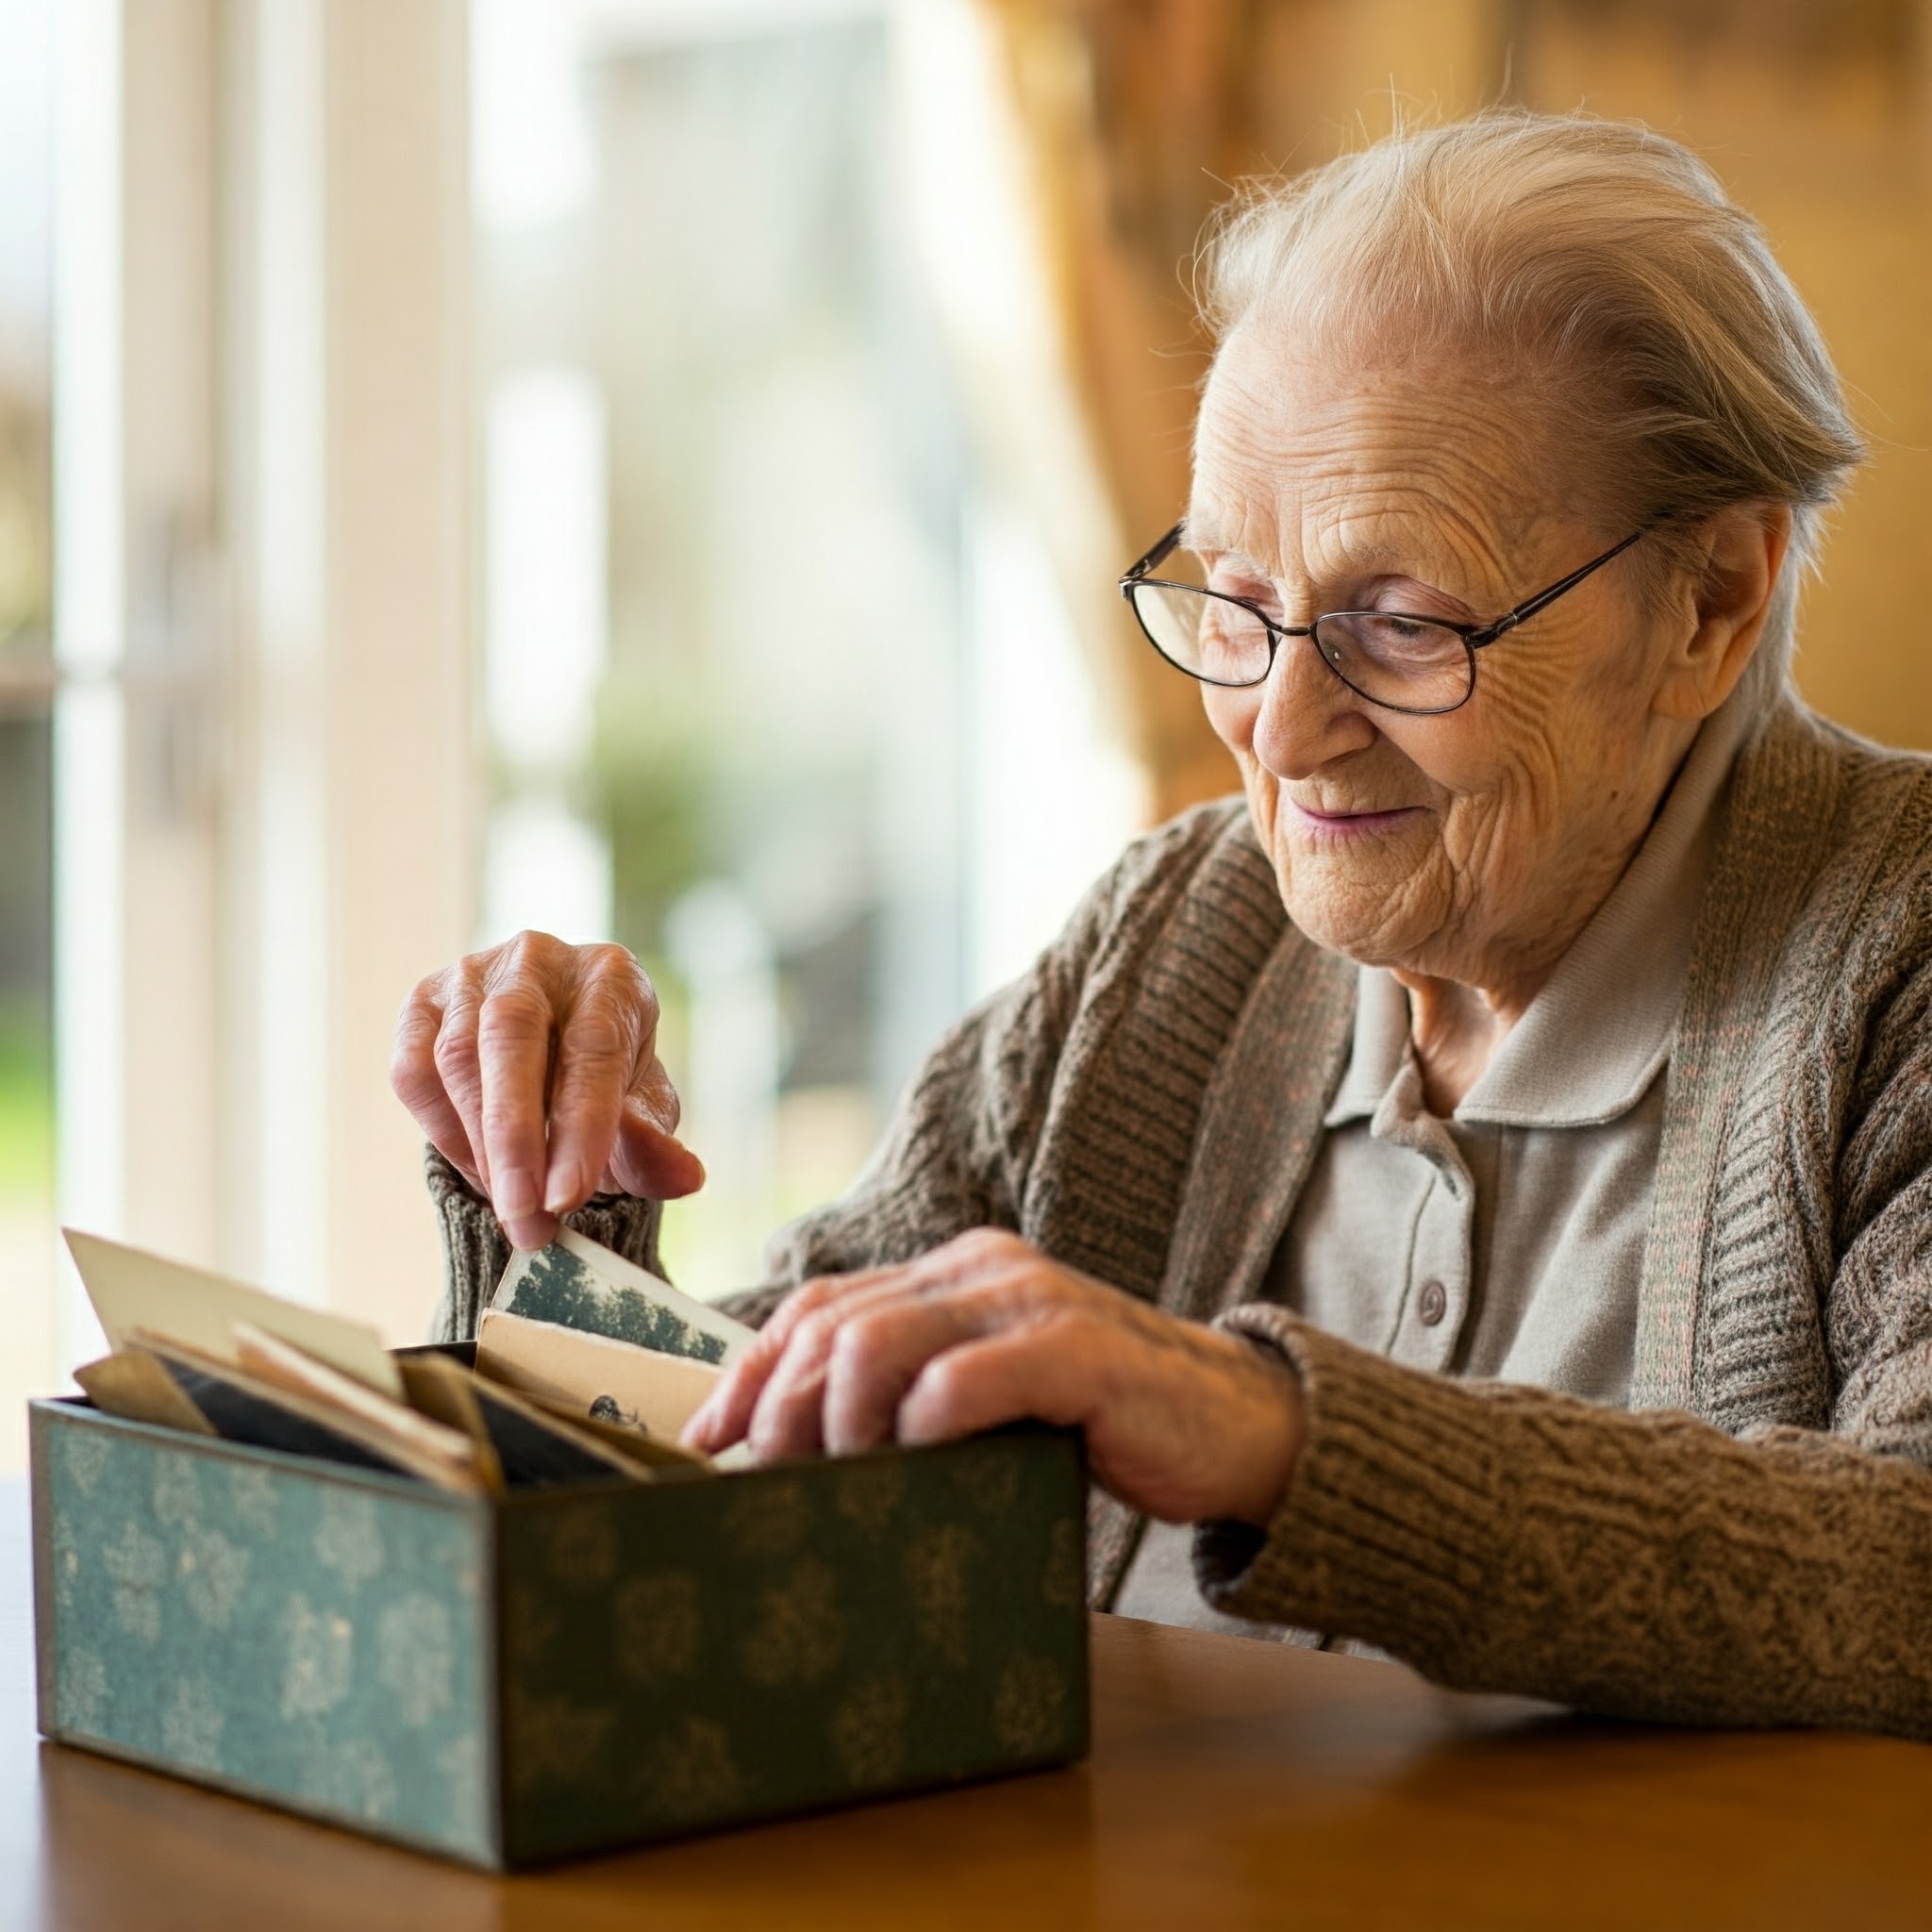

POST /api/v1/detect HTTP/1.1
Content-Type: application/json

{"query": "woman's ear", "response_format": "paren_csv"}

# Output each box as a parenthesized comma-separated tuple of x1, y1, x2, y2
(1653, 502, 1793, 722)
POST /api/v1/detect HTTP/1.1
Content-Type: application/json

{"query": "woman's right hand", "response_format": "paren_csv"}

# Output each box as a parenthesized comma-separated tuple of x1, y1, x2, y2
(390, 931, 705, 1252)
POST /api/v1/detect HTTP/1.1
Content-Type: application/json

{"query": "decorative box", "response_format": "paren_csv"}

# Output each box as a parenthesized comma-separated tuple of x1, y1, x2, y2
(27, 1354, 1090, 1868)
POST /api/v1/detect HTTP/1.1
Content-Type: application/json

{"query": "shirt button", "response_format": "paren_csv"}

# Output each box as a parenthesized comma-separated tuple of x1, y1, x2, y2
(1418, 1279, 1448, 1326)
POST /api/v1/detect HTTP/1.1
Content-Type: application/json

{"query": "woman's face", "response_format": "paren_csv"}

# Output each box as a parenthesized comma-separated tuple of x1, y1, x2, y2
(1191, 321, 1700, 1004)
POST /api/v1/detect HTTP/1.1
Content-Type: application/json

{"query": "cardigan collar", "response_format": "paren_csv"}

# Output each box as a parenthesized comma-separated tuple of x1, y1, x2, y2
(1326, 687, 1755, 1135)
(1151, 696, 1853, 1406)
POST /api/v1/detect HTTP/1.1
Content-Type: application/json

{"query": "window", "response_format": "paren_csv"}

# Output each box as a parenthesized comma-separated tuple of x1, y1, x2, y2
(0, 0, 1142, 1474)
(0, 0, 55, 1466)
(472, 0, 1141, 1292)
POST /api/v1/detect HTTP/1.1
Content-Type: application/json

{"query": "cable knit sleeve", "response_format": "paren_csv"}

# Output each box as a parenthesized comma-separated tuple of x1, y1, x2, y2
(1193, 1307, 1932, 1738)
(1191, 915, 1932, 1741)
(423, 1146, 670, 1343)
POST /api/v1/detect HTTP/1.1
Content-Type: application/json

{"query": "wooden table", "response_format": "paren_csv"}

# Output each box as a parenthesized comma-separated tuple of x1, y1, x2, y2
(2, 1482, 1928, 1931)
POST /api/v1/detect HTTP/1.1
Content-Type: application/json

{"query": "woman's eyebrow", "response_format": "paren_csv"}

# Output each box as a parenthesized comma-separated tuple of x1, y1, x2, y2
(1179, 520, 1272, 573)
(1205, 548, 1276, 576)
(1180, 508, 1241, 553)
(1186, 514, 1408, 569)
(1183, 516, 1478, 598)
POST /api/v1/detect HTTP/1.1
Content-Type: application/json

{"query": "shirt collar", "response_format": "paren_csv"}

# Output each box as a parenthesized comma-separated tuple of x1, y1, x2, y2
(1324, 687, 1755, 1132)
(1325, 968, 1410, 1124)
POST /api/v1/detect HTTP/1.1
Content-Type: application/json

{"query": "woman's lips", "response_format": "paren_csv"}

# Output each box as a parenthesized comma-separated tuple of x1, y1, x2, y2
(1288, 801, 1426, 841)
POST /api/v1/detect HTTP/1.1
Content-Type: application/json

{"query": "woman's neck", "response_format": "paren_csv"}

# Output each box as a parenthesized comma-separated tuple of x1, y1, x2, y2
(1391, 835, 1634, 1112)
(1391, 792, 1661, 1113)
(1392, 973, 1513, 1116)
(1386, 712, 1711, 1116)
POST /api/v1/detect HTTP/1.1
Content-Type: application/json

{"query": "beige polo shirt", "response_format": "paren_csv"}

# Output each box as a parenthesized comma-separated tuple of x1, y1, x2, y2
(1114, 692, 1754, 1635)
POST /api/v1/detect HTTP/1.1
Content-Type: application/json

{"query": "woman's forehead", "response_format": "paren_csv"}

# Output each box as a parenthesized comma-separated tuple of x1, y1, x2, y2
(1182, 491, 1507, 587)
(1190, 324, 1557, 575)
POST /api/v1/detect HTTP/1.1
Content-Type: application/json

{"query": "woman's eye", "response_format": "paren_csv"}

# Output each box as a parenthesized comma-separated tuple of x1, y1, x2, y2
(1209, 573, 1277, 608)
(1367, 580, 1468, 625)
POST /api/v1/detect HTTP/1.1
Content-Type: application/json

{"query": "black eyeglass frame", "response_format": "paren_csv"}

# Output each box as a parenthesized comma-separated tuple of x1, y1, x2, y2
(1118, 517, 1663, 716)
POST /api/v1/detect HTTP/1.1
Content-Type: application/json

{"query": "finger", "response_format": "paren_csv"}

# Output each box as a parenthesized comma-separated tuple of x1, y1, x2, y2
(682, 1271, 896, 1451)
(743, 1287, 955, 1462)
(821, 1293, 1003, 1456)
(420, 1106, 485, 1194)
(745, 1324, 834, 1461)
(682, 1232, 1035, 1452)
(737, 1252, 1023, 1460)
(607, 1070, 706, 1200)
(630, 1044, 680, 1135)
(429, 972, 492, 1195)
(391, 986, 482, 1190)
(605, 1119, 706, 1200)
(476, 980, 558, 1250)
(682, 1286, 844, 1453)
(906, 1315, 1300, 1523)
(541, 973, 643, 1217)
(895, 1321, 1093, 1447)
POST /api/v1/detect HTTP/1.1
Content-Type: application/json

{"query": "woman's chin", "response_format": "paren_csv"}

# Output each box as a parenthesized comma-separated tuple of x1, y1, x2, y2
(1270, 841, 1440, 963)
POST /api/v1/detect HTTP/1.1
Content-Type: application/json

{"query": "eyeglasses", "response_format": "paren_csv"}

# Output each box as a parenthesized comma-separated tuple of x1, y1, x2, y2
(1118, 519, 1658, 716)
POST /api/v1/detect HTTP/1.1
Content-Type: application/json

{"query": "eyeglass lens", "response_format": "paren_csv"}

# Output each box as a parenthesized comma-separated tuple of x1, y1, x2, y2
(1129, 580, 1474, 712)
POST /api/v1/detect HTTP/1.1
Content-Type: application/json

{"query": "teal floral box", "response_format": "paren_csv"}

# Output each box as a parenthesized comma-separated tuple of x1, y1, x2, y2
(28, 1387, 1090, 1868)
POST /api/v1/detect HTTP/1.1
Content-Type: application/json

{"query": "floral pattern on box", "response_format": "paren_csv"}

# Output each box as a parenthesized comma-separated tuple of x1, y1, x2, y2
(34, 1402, 1089, 1869)
(496, 1429, 1089, 1863)
(40, 1415, 493, 1862)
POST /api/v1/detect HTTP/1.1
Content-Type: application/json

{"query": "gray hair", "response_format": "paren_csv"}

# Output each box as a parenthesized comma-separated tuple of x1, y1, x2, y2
(1195, 111, 1865, 716)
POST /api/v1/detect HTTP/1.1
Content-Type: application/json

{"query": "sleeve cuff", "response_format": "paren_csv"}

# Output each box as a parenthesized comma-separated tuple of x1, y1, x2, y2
(422, 1145, 667, 1343)
(1191, 1306, 1501, 1672)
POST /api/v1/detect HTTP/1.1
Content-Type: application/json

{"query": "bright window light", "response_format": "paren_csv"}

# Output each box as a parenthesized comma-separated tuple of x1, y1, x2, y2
(966, 504, 1146, 1001)
(51, 0, 122, 1372)
(482, 793, 614, 948)
(485, 368, 608, 772)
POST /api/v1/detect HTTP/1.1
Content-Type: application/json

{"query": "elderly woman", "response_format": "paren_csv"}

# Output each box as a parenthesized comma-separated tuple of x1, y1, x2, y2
(393, 112, 1932, 1737)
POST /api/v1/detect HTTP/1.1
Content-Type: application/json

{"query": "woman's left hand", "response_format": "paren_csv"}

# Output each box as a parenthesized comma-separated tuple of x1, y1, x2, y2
(680, 1229, 1305, 1526)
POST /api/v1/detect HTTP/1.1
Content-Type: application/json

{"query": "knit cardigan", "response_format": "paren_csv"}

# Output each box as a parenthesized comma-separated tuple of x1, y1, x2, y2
(427, 696, 1932, 1739)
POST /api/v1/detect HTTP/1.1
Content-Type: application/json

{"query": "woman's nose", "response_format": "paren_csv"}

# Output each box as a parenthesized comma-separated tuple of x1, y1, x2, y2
(1247, 630, 1377, 780)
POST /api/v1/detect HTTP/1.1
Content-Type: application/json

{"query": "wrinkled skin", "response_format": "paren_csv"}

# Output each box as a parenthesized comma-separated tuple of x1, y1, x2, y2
(392, 326, 1788, 1524)
(682, 1227, 1302, 1526)
(391, 931, 705, 1241)
(1190, 320, 1788, 1108)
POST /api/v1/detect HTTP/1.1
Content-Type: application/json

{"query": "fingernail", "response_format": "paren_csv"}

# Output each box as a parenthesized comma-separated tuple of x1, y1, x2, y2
(519, 1211, 560, 1251)
(542, 1160, 581, 1216)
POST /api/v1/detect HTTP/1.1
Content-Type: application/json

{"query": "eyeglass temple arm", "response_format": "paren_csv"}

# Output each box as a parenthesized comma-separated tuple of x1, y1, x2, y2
(1473, 517, 1667, 645)
(1121, 522, 1186, 589)
(1126, 511, 1669, 638)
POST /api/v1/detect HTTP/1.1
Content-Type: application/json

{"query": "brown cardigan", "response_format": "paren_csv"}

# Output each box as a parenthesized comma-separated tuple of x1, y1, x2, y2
(428, 696, 1932, 1739)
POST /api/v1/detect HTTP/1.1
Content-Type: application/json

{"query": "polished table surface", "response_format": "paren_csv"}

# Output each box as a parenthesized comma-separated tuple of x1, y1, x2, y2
(3, 1481, 1929, 1931)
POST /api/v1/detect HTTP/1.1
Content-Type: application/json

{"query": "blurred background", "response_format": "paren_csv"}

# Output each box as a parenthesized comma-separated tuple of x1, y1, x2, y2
(0, 0, 1926, 1471)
